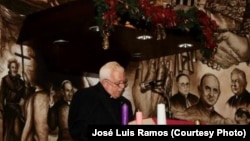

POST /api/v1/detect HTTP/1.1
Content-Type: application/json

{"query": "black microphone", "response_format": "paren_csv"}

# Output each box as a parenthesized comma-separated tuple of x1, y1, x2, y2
(140, 80, 164, 90)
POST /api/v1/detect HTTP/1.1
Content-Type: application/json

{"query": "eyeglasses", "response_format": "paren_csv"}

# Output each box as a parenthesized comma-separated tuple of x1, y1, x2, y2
(179, 82, 190, 87)
(105, 79, 128, 88)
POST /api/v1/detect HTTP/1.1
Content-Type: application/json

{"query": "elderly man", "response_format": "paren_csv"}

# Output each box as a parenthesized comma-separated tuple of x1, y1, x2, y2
(171, 73, 199, 113)
(226, 68, 250, 111)
(68, 61, 133, 141)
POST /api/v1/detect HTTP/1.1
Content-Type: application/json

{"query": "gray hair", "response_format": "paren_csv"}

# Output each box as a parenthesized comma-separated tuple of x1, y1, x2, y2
(99, 61, 124, 81)
(231, 68, 247, 86)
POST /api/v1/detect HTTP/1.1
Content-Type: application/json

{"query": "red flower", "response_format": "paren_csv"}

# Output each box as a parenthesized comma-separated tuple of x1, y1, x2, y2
(197, 10, 218, 51)
(95, 0, 219, 59)
(103, 10, 118, 28)
(105, 0, 119, 9)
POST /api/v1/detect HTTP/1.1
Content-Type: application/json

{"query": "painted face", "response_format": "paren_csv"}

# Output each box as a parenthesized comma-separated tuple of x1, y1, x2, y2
(200, 75, 220, 107)
(177, 75, 190, 95)
(105, 70, 127, 99)
(62, 82, 74, 102)
(9, 62, 18, 76)
(231, 73, 245, 96)
(235, 113, 249, 125)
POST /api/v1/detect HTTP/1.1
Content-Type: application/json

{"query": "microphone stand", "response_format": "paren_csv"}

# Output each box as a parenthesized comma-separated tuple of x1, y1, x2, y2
(140, 80, 173, 119)
(152, 86, 172, 119)
(165, 94, 173, 119)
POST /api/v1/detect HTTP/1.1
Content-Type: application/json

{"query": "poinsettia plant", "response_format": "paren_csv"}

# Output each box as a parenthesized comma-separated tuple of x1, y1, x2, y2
(93, 0, 218, 59)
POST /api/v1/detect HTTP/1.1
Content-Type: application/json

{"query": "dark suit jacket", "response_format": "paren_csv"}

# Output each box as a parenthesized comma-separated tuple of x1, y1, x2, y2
(68, 82, 133, 141)
(182, 102, 227, 124)
(170, 92, 199, 112)
(227, 90, 250, 108)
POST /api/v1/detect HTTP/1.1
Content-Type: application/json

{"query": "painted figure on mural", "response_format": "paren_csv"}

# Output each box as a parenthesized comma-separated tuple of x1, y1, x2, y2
(174, 73, 234, 124)
(226, 68, 250, 111)
(170, 73, 199, 113)
(52, 80, 76, 141)
(234, 107, 250, 125)
(21, 80, 56, 141)
(0, 58, 26, 141)
(47, 83, 59, 139)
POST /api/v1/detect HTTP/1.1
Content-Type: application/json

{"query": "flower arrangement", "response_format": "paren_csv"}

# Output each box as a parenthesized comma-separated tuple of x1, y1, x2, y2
(93, 0, 218, 59)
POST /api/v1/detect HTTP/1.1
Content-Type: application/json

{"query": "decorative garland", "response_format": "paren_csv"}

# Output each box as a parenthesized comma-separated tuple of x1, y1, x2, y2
(93, 0, 218, 59)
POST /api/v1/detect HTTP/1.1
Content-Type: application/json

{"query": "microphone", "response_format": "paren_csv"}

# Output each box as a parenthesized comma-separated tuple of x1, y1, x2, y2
(140, 80, 164, 90)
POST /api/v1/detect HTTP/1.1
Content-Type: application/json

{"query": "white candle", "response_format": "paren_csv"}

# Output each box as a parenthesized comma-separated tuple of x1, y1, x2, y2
(136, 111, 143, 125)
(157, 103, 166, 125)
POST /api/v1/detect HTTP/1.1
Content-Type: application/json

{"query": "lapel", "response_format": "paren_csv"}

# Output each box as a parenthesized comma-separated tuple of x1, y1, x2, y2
(95, 83, 120, 124)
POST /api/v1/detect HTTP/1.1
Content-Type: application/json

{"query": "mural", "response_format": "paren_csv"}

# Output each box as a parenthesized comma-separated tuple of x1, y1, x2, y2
(0, 0, 250, 141)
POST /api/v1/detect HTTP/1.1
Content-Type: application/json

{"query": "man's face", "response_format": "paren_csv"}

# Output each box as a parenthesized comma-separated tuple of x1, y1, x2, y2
(199, 75, 220, 107)
(62, 82, 74, 102)
(104, 70, 127, 99)
(9, 62, 18, 76)
(235, 114, 249, 125)
(177, 76, 190, 95)
(231, 73, 245, 95)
